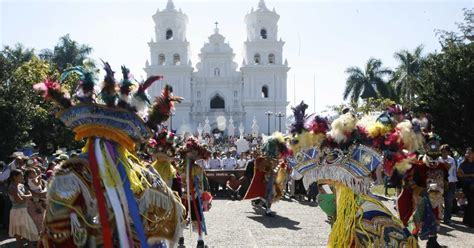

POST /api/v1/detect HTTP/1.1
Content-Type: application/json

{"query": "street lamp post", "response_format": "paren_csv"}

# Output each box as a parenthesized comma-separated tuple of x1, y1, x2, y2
(265, 111, 273, 135)
(276, 112, 285, 132)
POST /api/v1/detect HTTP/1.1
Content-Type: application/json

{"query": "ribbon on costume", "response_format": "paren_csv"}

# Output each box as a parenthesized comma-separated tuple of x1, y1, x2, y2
(117, 159, 149, 248)
(88, 139, 113, 248)
(194, 176, 207, 235)
(103, 141, 135, 246)
(95, 138, 130, 248)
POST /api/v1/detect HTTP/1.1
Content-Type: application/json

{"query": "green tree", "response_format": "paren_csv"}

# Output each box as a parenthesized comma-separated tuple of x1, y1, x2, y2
(40, 34, 93, 71)
(0, 55, 49, 160)
(0, 35, 92, 160)
(343, 58, 393, 103)
(415, 8, 474, 150)
(392, 45, 425, 107)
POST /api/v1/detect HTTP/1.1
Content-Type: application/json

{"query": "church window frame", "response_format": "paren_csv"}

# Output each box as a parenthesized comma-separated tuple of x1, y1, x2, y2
(158, 54, 166, 65)
(254, 53, 261, 64)
(260, 28, 268, 39)
(234, 91, 238, 97)
(197, 91, 201, 98)
(210, 94, 225, 109)
(173, 53, 181, 65)
(166, 29, 173, 40)
(268, 53, 275, 64)
(214, 68, 220, 77)
(261, 85, 269, 98)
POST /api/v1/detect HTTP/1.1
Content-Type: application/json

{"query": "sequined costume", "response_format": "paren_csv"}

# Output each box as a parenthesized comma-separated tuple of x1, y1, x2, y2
(286, 102, 417, 248)
(34, 63, 185, 248)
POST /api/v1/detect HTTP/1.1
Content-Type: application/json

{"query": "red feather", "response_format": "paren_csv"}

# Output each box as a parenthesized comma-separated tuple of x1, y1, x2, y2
(141, 75, 163, 91)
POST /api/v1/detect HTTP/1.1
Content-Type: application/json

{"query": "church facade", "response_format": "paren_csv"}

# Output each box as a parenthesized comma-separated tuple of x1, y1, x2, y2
(144, 0, 289, 135)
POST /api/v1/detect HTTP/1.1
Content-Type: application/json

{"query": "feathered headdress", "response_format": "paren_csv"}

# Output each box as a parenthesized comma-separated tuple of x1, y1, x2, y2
(146, 85, 183, 130)
(33, 79, 72, 108)
(100, 61, 118, 107)
(60, 65, 98, 103)
(290, 101, 308, 134)
(32, 62, 183, 150)
(177, 136, 211, 160)
(262, 132, 292, 159)
(117, 66, 135, 110)
(132, 75, 163, 115)
(148, 129, 176, 156)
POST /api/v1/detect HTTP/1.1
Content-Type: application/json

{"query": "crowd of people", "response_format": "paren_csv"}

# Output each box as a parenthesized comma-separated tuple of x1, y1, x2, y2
(0, 150, 74, 246)
(1, 136, 473, 246)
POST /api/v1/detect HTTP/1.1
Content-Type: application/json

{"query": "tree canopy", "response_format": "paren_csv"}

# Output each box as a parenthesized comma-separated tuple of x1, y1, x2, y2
(0, 35, 92, 160)
(342, 8, 474, 151)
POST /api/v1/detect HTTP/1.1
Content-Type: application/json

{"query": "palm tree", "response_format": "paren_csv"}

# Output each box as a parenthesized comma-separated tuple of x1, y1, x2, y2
(343, 58, 392, 102)
(40, 34, 93, 71)
(392, 45, 424, 106)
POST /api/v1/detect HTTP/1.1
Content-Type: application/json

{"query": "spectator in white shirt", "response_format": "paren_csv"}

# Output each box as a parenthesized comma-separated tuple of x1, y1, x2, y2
(222, 152, 237, 170)
(208, 152, 222, 170)
(438, 144, 457, 224)
(236, 152, 247, 169)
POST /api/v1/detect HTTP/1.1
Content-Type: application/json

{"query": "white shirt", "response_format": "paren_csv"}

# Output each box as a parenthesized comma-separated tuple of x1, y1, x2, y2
(438, 155, 457, 183)
(237, 159, 247, 169)
(208, 158, 222, 169)
(222, 157, 237, 170)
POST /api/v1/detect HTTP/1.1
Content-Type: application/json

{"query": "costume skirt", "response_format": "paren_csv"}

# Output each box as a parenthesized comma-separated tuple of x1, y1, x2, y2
(9, 207, 39, 241)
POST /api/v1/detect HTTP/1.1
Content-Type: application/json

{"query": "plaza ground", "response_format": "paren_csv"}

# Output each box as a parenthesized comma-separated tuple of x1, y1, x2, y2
(1, 196, 473, 247)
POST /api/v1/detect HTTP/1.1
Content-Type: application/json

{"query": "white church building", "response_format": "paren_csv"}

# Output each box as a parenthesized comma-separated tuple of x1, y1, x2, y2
(145, 0, 289, 135)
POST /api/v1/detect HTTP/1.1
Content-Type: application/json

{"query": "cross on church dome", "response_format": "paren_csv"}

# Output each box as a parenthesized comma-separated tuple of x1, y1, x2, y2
(214, 21, 219, 34)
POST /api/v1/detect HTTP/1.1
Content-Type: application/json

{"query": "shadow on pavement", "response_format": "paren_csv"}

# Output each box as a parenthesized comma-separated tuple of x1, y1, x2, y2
(246, 214, 301, 230)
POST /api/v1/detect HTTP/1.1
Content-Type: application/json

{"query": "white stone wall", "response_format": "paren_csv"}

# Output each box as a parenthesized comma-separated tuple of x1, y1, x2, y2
(145, 0, 290, 135)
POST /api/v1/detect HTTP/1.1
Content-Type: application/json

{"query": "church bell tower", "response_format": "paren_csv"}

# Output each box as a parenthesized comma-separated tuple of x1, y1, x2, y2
(241, 0, 289, 133)
(144, 0, 193, 132)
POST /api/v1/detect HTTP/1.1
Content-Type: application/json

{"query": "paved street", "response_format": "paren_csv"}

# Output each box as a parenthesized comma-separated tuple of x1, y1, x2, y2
(181, 197, 474, 248)
(181, 197, 329, 248)
(1, 196, 474, 247)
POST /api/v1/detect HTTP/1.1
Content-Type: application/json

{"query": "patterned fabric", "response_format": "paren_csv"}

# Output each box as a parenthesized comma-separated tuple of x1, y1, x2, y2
(288, 145, 383, 194)
(57, 104, 151, 143)
(41, 146, 186, 248)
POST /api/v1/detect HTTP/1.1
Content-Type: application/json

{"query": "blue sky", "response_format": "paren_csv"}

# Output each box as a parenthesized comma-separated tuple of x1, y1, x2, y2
(1, 0, 472, 114)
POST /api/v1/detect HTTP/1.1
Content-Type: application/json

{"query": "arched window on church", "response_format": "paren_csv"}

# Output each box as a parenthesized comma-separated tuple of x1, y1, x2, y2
(210, 95, 225, 109)
(158, 54, 165, 65)
(173, 54, 180, 65)
(254, 53, 261, 64)
(268, 54, 275, 64)
(260, 28, 267, 39)
(214, 68, 220, 77)
(166, 29, 173, 40)
(261, 85, 269, 98)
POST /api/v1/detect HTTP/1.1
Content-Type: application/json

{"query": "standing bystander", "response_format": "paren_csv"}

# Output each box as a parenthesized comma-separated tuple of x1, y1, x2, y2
(438, 144, 457, 224)
(459, 148, 474, 228)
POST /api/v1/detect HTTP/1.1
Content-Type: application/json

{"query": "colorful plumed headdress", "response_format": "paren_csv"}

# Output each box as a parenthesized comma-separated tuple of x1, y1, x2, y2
(261, 132, 292, 159)
(177, 136, 211, 161)
(286, 102, 426, 193)
(33, 61, 180, 150)
(147, 129, 177, 157)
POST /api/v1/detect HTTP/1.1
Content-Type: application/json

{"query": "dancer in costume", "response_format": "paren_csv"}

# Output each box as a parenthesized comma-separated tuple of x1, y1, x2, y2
(177, 137, 212, 248)
(394, 131, 449, 248)
(286, 102, 418, 248)
(33, 62, 186, 248)
(147, 129, 179, 188)
(244, 133, 291, 217)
